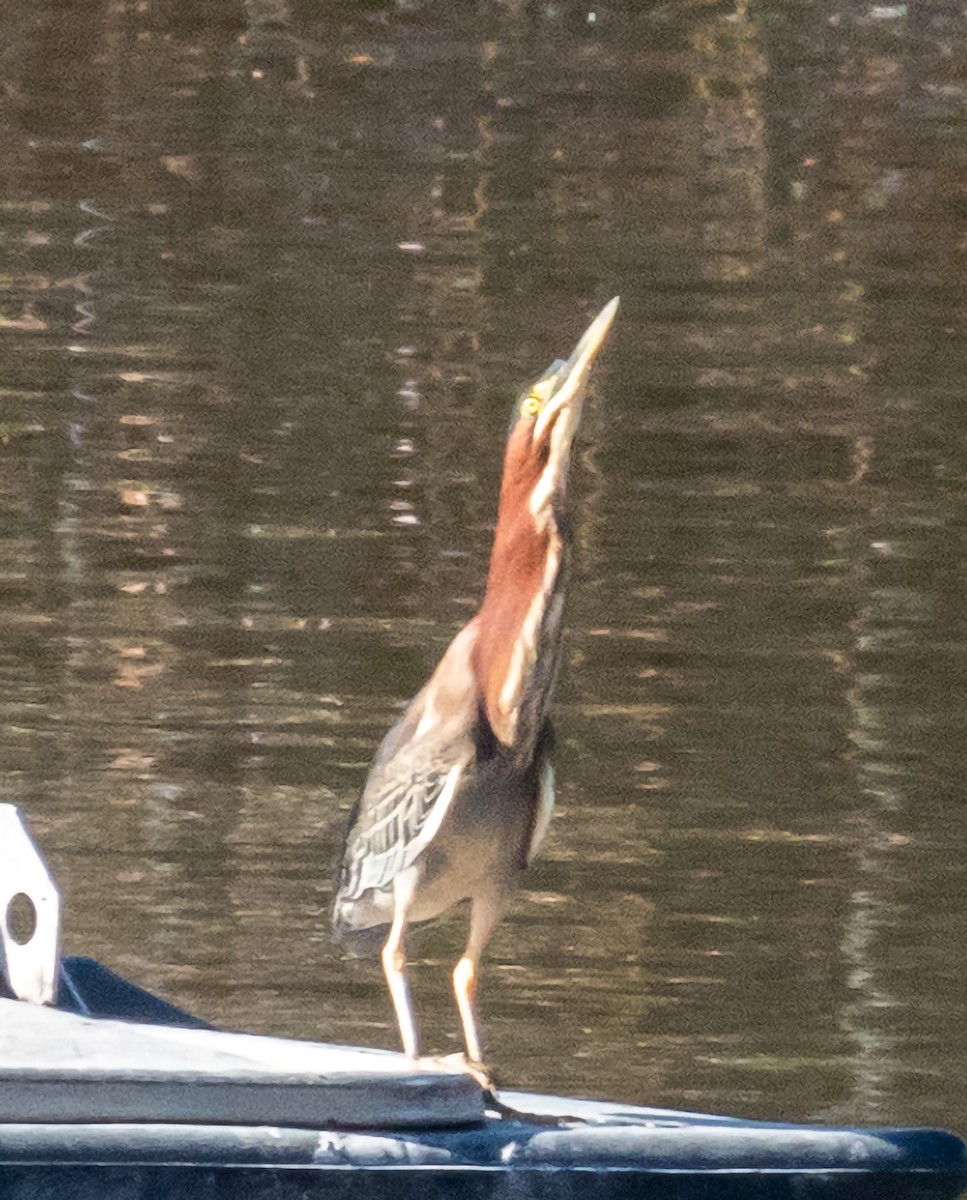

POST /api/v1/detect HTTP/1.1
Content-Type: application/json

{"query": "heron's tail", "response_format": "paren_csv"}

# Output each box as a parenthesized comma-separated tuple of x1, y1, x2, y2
(330, 889, 391, 959)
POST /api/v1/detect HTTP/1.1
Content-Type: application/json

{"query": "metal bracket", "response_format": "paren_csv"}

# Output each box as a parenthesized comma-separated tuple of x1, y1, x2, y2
(0, 805, 62, 1004)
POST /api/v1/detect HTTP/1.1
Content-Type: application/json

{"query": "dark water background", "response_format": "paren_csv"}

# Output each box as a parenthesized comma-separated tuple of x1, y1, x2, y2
(2, 0, 967, 1133)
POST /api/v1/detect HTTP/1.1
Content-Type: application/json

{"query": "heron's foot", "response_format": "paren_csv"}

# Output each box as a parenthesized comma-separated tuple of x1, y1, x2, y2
(432, 1055, 576, 1124)
(436, 1052, 498, 1098)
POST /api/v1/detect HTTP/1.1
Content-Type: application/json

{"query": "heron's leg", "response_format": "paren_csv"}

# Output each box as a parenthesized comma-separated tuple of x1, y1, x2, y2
(452, 891, 502, 1067)
(382, 873, 419, 1058)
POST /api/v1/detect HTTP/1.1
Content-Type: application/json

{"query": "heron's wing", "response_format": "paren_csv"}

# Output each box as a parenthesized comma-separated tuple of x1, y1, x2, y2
(341, 753, 472, 898)
(338, 622, 481, 901)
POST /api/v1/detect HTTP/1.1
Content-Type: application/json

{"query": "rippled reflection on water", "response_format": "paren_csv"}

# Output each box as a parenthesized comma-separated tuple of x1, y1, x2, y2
(1, 0, 967, 1129)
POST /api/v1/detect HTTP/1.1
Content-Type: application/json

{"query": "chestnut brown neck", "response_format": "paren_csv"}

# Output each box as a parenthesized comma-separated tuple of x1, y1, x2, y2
(472, 425, 568, 759)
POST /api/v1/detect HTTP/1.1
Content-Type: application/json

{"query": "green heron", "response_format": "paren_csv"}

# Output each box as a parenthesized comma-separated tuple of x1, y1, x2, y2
(332, 297, 619, 1074)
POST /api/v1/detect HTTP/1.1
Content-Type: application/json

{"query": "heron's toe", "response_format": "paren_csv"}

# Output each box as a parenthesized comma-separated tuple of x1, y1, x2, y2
(433, 1052, 496, 1094)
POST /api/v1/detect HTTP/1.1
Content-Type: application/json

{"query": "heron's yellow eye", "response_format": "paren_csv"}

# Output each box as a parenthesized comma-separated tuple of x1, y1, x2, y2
(521, 395, 542, 416)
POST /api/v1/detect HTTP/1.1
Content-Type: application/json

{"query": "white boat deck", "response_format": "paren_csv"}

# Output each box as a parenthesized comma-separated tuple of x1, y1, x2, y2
(0, 1000, 484, 1128)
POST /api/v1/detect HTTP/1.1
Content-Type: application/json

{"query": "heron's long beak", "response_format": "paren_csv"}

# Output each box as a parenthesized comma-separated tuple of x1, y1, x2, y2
(533, 297, 619, 445)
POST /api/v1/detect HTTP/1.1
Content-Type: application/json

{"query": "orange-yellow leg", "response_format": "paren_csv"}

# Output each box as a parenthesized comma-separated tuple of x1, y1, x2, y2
(452, 955, 482, 1065)
(452, 893, 502, 1068)
(382, 887, 419, 1058)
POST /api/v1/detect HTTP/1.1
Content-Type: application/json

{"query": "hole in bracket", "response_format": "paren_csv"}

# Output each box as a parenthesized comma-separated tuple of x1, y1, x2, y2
(5, 892, 38, 945)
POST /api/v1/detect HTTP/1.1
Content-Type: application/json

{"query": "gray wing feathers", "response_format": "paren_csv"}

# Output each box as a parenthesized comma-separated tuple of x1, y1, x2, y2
(338, 620, 481, 903)
(343, 759, 464, 898)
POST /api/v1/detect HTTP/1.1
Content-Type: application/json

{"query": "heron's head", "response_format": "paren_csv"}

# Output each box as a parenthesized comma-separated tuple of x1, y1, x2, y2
(499, 296, 620, 525)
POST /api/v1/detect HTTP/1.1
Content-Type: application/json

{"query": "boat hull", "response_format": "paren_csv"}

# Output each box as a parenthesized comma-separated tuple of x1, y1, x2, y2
(0, 958, 963, 1200)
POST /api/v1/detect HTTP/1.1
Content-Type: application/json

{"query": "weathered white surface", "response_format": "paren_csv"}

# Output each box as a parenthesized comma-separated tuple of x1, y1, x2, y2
(0, 805, 61, 1005)
(0, 1000, 484, 1128)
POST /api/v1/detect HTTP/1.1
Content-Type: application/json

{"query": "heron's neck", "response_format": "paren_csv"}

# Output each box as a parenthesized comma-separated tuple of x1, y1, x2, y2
(474, 482, 568, 760)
